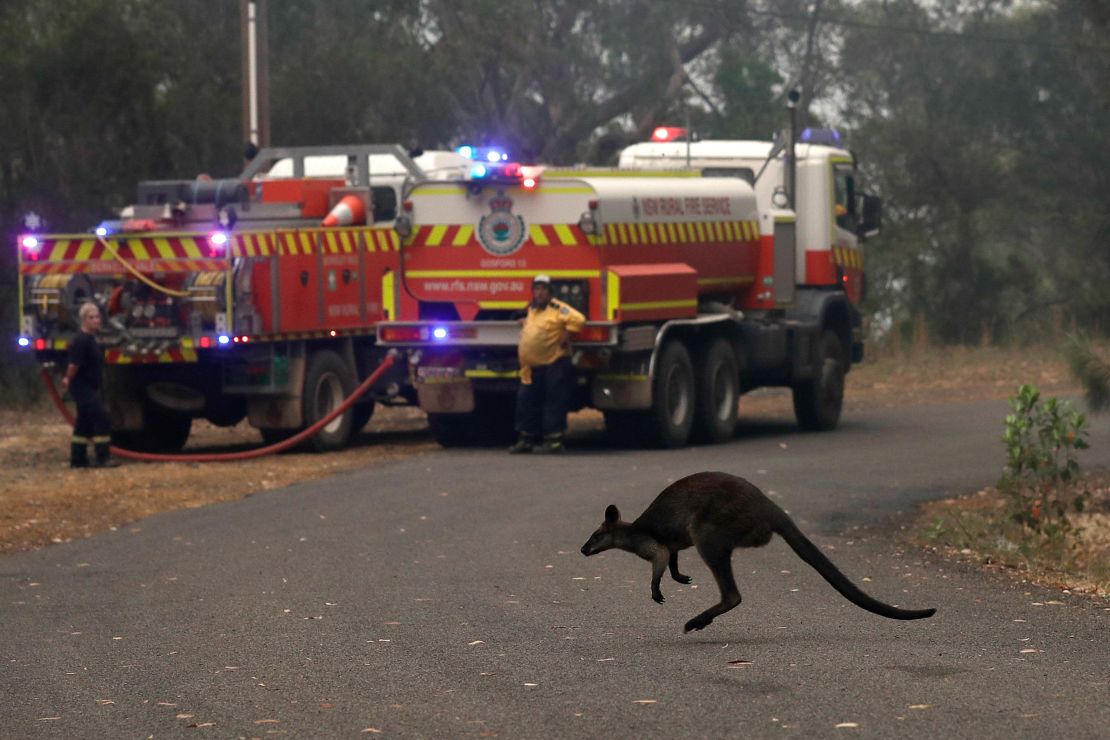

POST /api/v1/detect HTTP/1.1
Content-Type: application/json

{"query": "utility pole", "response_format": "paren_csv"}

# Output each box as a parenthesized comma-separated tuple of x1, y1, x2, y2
(240, 0, 270, 154)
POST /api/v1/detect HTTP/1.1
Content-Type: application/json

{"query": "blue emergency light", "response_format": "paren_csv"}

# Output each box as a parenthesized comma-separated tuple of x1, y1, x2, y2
(456, 145, 509, 163)
(800, 128, 843, 147)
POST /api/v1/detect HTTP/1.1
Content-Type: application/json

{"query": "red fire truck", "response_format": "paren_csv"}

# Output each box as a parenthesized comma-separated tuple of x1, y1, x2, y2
(16, 145, 468, 452)
(376, 129, 881, 448)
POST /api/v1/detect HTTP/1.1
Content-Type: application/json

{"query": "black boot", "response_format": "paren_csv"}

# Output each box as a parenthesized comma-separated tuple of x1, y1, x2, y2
(70, 441, 89, 469)
(507, 434, 535, 454)
(93, 442, 120, 468)
(534, 432, 566, 454)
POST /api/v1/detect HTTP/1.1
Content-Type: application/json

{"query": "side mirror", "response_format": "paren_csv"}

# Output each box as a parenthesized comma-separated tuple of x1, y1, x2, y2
(858, 193, 882, 240)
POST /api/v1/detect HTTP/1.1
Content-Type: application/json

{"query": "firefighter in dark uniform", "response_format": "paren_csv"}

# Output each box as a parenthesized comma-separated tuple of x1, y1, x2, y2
(509, 274, 586, 454)
(62, 302, 119, 468)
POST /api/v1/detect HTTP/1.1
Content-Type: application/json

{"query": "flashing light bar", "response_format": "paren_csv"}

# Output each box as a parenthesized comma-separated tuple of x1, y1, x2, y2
(17, 337, 30, 348)
(218, 334, 231, 345)
(800, 128, 843, 146)
(456, 145, 509, 163)
(467, 162, 543, 190)
(35, 339, 47, 351)
(651, 126, 688, 142)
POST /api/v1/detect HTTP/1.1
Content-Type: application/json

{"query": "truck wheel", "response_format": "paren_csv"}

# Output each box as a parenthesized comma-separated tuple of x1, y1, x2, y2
(113, 404, 192, 453)
(693, 338, 739, 444)
(604, 410, 644, 447)
(427, 413, 470, 447)
(302, 350, 356, 452)
(204, 396, 247, 427)
(473, 393, 517, 446)
(259, 427, 295, 448)
(793, 330, 846, 431)
(351, 402, 375, 435)
(644, 340, 695, 448)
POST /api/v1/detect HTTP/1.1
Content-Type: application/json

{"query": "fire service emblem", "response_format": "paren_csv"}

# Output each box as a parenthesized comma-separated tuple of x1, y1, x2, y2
(478, 192, 526, 256)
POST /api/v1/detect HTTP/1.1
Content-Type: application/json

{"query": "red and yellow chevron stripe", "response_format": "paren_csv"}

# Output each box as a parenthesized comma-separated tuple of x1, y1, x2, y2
(105, 347, 198, 364)
(241, 227, 400, 256)
(19, 235, 225, 275)
(408, 223, 590, 249)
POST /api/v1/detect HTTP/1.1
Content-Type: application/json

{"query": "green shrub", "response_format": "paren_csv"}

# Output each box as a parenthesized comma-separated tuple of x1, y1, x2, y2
(1000, 384, 1089, 537)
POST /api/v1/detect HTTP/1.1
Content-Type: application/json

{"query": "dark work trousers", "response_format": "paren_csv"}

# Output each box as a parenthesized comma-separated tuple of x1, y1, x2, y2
(514, 356, 573, 439)
(73, 398, 112, 445)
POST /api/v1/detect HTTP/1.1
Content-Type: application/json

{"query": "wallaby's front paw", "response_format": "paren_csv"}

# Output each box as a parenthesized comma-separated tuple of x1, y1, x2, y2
(652, 591, 665, 604)
(673, 573, 692, 584)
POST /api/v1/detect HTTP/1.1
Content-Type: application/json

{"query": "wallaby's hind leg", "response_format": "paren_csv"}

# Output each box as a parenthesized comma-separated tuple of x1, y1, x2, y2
(650, 550, 669, 603)
(684, 543, 741, 633)
(669, 552, 692, 584)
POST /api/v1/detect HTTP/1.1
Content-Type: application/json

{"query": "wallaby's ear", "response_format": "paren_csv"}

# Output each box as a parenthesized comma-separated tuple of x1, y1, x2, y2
(604, 504, 620, 524)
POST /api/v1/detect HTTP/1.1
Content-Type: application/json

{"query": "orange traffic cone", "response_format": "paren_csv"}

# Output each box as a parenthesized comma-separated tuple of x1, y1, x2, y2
(322, 194, 367, 227)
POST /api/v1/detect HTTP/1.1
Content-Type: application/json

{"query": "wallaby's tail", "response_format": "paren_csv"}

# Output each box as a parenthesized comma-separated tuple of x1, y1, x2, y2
(773, 516, 936, 620)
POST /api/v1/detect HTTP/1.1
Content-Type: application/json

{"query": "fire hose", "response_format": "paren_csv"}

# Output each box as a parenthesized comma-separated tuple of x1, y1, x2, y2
(42, 351, 397, 463)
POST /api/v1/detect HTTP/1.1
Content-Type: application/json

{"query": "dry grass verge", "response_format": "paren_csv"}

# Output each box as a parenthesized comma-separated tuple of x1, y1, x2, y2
(911, 473, 1110, 597)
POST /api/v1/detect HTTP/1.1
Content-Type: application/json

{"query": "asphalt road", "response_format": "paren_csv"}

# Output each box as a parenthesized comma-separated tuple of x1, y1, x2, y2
(2, 397, 1108, 738)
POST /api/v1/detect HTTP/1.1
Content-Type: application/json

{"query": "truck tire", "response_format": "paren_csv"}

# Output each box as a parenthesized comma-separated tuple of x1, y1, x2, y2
(604, 410, 644, 447)
(793, 330, 846, 431)
(693, 338, 739, 444)
(644, 339, 695, 448)
(204, 396, 247, 427)
(474, 393, 517, 446)
(351, 402, 375, 435)
(427, 413, 470, 447)
(259, 427, 295, 448)
(302, 349, 356, 452)
(113, 404, 192, 453)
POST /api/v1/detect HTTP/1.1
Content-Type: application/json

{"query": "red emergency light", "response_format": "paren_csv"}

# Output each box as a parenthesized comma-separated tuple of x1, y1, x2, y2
(572, 325, 612, 343)
(651, 126, 688, 142)
(467, 162, 543, 191)
(379, 326, 426, 343)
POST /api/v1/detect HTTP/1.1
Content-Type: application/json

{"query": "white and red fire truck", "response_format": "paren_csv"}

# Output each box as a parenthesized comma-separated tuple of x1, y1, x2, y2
(16, 145, 469, 452)
(375, 127, 881, 448)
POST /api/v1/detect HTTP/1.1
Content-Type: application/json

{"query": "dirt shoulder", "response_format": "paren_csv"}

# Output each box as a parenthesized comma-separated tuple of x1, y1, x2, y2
(0, 345, 1100, 590)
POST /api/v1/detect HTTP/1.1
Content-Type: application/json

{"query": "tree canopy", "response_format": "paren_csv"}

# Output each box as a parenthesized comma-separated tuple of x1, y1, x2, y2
(2, 0, 1107, 381)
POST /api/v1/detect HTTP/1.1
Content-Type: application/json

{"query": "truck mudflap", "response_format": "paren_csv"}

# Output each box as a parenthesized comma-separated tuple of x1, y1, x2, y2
(592, 372, 652, 410)
(414, 367, 476, 414)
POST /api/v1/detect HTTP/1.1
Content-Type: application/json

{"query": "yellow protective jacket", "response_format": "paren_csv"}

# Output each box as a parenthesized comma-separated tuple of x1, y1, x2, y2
(518, 298, 586, 384)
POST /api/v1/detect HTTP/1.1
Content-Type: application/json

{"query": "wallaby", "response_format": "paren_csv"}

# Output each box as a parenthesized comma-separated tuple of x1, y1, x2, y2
(580, 471, 936, 632)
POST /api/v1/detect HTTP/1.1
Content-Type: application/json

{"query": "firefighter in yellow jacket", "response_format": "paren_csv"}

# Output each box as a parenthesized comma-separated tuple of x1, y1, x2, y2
(509, 274, 586, 454)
